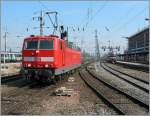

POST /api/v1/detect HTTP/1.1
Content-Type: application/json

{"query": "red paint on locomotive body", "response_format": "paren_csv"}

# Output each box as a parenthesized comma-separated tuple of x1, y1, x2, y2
(21, 35, 81, 81)
(22, 36, 55, 68)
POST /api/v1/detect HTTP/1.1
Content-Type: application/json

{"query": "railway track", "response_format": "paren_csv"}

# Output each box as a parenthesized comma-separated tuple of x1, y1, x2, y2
(2, 78, 65, 115)
(1, 74, 21, 83)
(115, 61, 149, 72)
(101, 63, 149, 93)
(105, 63, 149, 84)
(2, 80, 35, 98)
(79, 69, 149, 115)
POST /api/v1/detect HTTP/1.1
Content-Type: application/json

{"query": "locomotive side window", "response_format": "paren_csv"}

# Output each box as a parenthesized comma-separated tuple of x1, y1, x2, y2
(25, 40, 38, 49)
(39, 40, 53, 50)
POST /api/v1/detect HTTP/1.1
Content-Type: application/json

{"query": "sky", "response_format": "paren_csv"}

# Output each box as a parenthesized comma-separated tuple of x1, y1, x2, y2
(1, 0, 149, 55)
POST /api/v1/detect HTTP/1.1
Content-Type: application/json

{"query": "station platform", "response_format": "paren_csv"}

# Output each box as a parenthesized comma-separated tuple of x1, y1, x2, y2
(116, 61, 149, 71)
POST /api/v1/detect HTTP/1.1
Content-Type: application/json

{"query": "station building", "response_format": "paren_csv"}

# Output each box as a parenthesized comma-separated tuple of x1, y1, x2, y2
(128, 27, 149, 54)
(117, 27, 149, 64)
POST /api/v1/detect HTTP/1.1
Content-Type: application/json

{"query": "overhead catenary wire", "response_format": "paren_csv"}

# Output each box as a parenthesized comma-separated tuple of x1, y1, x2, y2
(37, 1, 54, 25)
(37, 0, 64, 28)
(38, 0, 49, 10)
(110, 2, 140, 32)
(90, 2, 108, 23)
(114, 6, 148, 32)
(78, 1, 108, 32)
(38, 0, 81, 47)
(84, 1, 108, 30)
(77, 2, 92, 29)
(104, 6, 148, 40)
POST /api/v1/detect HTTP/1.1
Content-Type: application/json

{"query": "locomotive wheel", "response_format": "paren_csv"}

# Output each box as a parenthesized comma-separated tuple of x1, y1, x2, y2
(26, 75, 33, 81)
(51, 75, 56, 84)
(67, 73, 69, 77)
(61, 74, 65, 80)
(51, 78, 56, 84)
(66, 73, 69, 80)
(71, 70, 74, 74)
(30, 77, 36, 82)
(55, 76, 58, 82)
(63, 73, 67, 80)
(46, 77, 51, 85)
(59, 75, 62, 81)
(64, 73, 68, 80)
(55, 76, 60, 82)
(68, 72, 70, 77)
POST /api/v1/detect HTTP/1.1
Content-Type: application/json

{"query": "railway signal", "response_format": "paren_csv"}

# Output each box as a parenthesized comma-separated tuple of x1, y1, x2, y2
(101, 40, 120, 53)
(101, 45, 120, 52)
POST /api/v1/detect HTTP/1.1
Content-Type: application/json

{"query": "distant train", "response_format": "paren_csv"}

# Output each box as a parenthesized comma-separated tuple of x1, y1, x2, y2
(106, 56, 116, 64)
(21, 35, 81, 83)
(1, 52, 21, 62)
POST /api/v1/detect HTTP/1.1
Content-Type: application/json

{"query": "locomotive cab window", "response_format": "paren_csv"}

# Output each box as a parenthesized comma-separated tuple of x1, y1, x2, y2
(24, 40, 53, 50)
(39, 40, 53, 50)
(24, 40, 38, 49)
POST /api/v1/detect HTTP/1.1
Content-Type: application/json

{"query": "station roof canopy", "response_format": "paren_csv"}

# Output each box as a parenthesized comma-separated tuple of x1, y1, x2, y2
(127, 26, 149, 40)
(117, 51, 149, 56)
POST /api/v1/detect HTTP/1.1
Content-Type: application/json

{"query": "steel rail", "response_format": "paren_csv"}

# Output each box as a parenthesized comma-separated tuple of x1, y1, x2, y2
(79, 71, 125, 115)
(1, 74, 21, 83)
(105, 63, 149, 84)
(101, 63, 149, 93)
(86, 68, 149, 109)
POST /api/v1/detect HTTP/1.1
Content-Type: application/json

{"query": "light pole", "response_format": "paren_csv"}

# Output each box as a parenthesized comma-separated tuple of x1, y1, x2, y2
(16, 35, 23, 51)
(3, 32, 8, 69)
(121, 36, 129, 52)
(95, 29, 100, 63)
(121, 36, 130, 61)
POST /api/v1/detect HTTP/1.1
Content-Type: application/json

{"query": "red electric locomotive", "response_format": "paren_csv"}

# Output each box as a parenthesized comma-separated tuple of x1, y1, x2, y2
(21, 35, 81, 83)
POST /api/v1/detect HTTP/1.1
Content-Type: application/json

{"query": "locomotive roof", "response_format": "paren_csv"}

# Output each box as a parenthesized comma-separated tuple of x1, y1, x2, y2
(24, 35, 81, 51)
(24, 35, 60, 40)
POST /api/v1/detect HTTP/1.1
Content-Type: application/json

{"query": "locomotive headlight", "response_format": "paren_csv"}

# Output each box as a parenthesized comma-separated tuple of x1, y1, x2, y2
(27, 64, 31, 67)
(45, 64, 49, 68)
(36, 50, 39, 54)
